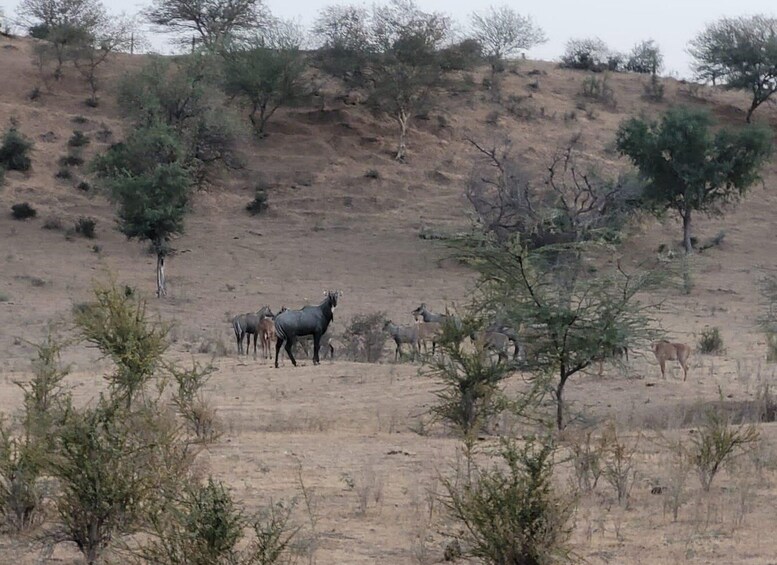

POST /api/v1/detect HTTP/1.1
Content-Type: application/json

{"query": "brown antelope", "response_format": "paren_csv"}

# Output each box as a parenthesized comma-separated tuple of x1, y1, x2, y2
(653, 340, 692, 381)
(258, 317, 276, 360)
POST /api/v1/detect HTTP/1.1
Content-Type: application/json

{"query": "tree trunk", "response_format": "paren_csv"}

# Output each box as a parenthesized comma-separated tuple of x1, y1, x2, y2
(682, 209, 693, 254)
(555, 374, 568, 430)
(395, 109, 408, 162)
(156, 253, 167, 298)
(746, 97, 758, 123)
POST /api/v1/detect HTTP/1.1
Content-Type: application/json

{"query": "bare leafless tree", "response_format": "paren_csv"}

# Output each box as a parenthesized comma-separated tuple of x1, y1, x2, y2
(465, 139, 638, 248)
(470, 5, 546, 77)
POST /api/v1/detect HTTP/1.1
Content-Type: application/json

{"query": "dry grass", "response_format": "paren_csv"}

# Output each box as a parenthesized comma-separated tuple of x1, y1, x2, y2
(1, 33, 777, 563)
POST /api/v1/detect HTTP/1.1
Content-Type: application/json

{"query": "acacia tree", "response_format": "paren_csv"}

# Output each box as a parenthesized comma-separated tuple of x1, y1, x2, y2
(145, 0, 267, 50)
(72, 15, 135, 105)
(117, 55, 238, 180)
(625, 39, 663, 75)
(616, 106, 772, 253)
(312, 4, 372, 83)
(222, 20, 308, 135)
(470, 5, 546, 77)
(689, 15, 777, 122)
(92, 124, 192, 297)
(464, 240, 660, 430)
(366, 0, 450, 161)
(20, 0, 107, 80)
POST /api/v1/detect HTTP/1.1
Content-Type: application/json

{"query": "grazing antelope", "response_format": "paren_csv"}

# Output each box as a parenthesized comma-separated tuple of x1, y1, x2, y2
(384, 320, 420, 362)
(653, 340, 692, 381)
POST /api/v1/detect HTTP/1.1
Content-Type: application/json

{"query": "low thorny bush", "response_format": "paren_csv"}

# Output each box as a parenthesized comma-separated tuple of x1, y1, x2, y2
(11, 202, 36, 220)
(0, 127, 33, 171)
(342, 312, 387, 363)
(442, 438, 575, 565)
(698, 326, 724, 354)
(74, 216, 97, 239)
(687, 403, 760, 492)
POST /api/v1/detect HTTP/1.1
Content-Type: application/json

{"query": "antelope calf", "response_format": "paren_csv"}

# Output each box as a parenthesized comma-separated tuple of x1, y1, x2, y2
(653, 340, 692, 381)
(259, 317, 276, 360)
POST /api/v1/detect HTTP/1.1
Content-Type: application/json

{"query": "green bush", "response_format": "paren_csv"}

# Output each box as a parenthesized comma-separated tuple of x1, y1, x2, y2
(75, 217, 97, 239)
(68, 130, 90, 148)
(55, 168, 72, 180)
(642, 74, 665, 102)
(580, 74, 616, 107)
(698, 326, 724, 354)
(0, 128, 33, 171)
(689, 406, 759, 491)
(246, 187, 268, 216)
(59, 154, 84, 167)
(442, 438, 574, 564)
(11, 202, 36, 220)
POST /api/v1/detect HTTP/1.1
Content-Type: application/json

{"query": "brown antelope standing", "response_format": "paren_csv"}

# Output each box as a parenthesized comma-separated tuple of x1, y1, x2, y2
(652, 340, 692, 381)
(258, 317, 276, 360)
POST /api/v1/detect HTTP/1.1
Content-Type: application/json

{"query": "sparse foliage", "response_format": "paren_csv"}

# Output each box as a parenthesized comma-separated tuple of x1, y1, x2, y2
(642, 74, 665, 101)
(442, 437, 575, 565)
(689, 15, 777, 122)
(365, 0, 451, 161)
(71, 14, 136, 106)
(698, 326, 724, 354)
(73, 280, 170, 406)
(626, 39, 663, 75)
(144, 0, 268, 50)
(460, 240, 660, 430)
(580, 73, 616, 107)
(465, 141, 641, 248)
(117, 55, 239, 179)
(342, 312, 387, 363)
(92, 124, 193, 297)
(616, 107, 773, 253)
(425, 317, 519, 443)
(758, 275, 777, 362)
(0, 127, 34, 172)
(470, 5, 546, 77)
(222, 20, 308, 135)
(600, 423, 638, 505)
(169, 361, 221, 442)
(74, 216, 97, 238)
(687, 405, 759, 491)
(312, 4, 372, 83)
(560, 37, 612, 72)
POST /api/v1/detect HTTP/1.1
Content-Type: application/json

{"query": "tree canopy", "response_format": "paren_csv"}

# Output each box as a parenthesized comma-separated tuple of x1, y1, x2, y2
(93, 124, 193, 297)
(689, 15, 777, 122)
(470, 5, 546, 73)
(616, 106, 772, 253)
(144, 0, 268, 49)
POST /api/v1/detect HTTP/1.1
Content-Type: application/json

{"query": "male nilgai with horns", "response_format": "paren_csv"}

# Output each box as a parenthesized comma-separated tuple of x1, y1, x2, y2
(274, 290, 342, 368)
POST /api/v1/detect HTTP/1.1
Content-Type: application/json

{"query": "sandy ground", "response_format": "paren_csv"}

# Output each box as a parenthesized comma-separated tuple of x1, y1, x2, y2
(2, 34, 777, 563)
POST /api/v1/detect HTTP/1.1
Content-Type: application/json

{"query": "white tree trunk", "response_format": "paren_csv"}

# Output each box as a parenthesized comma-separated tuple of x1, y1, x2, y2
(395, 109, 408, 162)
(156, 253, 167, 298)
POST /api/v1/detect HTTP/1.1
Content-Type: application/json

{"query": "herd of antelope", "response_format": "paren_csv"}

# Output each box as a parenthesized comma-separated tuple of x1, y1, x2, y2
(231, 298, 693, 380)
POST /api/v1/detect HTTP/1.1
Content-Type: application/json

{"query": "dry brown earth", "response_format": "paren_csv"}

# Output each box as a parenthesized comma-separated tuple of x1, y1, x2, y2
(2, 35, 777, 563)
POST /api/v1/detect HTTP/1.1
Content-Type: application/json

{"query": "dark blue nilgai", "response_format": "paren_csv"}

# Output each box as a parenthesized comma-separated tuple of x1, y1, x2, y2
(275, 290, 341, 367)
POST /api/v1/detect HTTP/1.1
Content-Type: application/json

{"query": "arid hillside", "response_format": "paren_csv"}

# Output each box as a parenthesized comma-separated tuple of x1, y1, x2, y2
(2, 32, 777, 564)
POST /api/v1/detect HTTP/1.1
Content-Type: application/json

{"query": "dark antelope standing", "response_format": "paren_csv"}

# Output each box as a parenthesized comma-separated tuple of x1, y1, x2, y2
(274, 290, 341, 367)
(232, 306, 274, 356)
